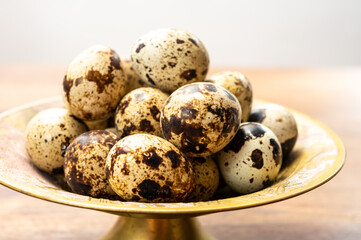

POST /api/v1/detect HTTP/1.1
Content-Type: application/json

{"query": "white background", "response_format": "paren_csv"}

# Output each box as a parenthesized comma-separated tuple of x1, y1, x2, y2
(0, 0, 360, 68)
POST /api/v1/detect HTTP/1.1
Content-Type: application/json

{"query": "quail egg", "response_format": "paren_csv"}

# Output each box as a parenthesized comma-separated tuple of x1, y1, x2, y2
(63, 45, 127, 121)
(121, 58, 146, 93)
(115, 87, 169, 138)
(105, 134, 194, 202)
(187, 156, 219, 202)
(217, 123, 282, 194)
(161, 82, 242, 157)
(131, 28, 209, 93)
(206, 71, 253, 122)
(64, 130, 119, 198)
(249, 103, 298, 160)
(25, 108, 87, 173)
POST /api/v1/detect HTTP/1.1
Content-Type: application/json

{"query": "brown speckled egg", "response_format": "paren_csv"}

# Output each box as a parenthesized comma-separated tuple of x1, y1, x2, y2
(131, 28, 209, 93)
(64, 130, 119, 198)
(105, 134, 194, 202)
(160, 82, 242, 157)
(25, 108, 87, 174)
(121, 58, 146, 93)
(187, 156, 219, 202)
(63, 45, 127, 121)
(249, 103, 298, 160)
(217, 123, 282, 194)
(115, 87, 169, 138)
(206, 71, 253, 122)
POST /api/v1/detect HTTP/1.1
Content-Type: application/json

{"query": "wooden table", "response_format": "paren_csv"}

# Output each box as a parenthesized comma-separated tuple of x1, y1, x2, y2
(0, 66, 359, 240)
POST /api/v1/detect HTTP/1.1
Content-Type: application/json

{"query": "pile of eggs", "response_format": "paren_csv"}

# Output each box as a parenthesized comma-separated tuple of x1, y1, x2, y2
(25, 28, 298, 203)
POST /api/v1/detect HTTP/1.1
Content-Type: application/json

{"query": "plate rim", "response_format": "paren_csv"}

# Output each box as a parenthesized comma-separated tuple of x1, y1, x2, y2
(0, 97, 346, 216)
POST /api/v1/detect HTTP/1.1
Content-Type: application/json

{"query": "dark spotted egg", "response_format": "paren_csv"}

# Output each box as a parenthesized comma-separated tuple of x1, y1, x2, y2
(25, 108, 87, 174)
(187, 156, 219, 202)
(217, 123, 282, 194)
(206, 71, 253, 122)
(62, 45, 127, 121)
(114, 87, 169, 138)
(131, 28, 209, 93)
(105, 134, 195, 202)
(64, 130, 119, 198)
(160, 82, 242, 157)
(249, 103, 298, 160)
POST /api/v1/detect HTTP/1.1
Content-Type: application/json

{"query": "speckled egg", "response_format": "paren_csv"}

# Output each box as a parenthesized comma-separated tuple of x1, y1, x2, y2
(105, 134, 194, 202)
(206, 71, 253, 122)
(63, 45, 127, 121)
(25, 108, 87, 174)
(131, 28, 209, 93)
(161, 82, 242, 157)
(187, 156, 219, 202)
(115, 87, 169, 138)
(217, 123, 282, 194)
(121, 58, 146, 93)
(64, 130, 119, 198)
(249, 103, 298, 160)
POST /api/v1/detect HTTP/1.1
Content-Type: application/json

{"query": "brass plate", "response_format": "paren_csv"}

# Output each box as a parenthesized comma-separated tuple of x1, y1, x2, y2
(0, 97, 345, 217)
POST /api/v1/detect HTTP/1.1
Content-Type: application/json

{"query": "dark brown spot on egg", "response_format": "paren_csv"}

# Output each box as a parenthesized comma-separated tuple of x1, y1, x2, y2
(249, 178, 254, 183)
(176, 39, 185, 44)
(168, 62, 177, 68)
(251, 149, 264, 169)
(150, 105, 160, 121)
(110, 50, 121, 70)
(188, 38, 198, 47)
(207, 106, 225, 121)
(263, 178, 273, 188)
(63, 75, 73, 103)
(249, 108, 267, 123)
(165, 150, 181, 168)
(138, 179, 162, 201)
(222, 107, 240, 134)
(146, 74, 155, 85)
(86, 69, 113, 93)
(121, 123, 136, 137)
(135, 43, 145, 53)
(75, 77, 83, 86)
(117, 100, 130, 114)
(121, 161, 129, 175)
(181, 107, 198, 119)
(139, 119, 154, 132)
(270, 138, 281, 165)
(201, 68, 208, 76)
(142, 148, 162, 169)
(180, 69, 197, 81)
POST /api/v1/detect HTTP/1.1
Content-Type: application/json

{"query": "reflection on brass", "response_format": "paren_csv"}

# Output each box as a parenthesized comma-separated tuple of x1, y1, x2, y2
(0, 97, 345, 239)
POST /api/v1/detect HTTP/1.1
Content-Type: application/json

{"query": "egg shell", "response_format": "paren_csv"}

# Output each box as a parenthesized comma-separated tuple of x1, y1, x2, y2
(25, 108, 87, 173)
(106, 134, 194, 202)
(217, 123, 282, 194)
(115, 87, 169, 138)
(187, 156, 219, 202)
(121, 58, 146, 93)
(206, 71, 253, 122)
(84, 118, 108, 130)
(249, 103, 298, 159)
(161, 82, 242, 157)
(63, 45, 127, 121)
(64, 130, 120, 198)
(131, 28, 209, 93)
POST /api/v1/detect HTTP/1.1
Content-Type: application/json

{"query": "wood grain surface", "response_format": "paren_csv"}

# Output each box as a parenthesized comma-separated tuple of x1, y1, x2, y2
(0, 65, 360, 240)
